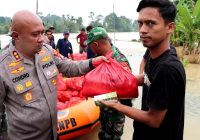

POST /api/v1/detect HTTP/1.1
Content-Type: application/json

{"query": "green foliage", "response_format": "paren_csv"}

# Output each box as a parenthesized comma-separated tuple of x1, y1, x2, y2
(132, 20, 138, 32)
(0, 16, 11, 25)
(0, 12, 137, 34)
(0, 16, 11, 34)
(104, 13, 116, 32)
(180, 57, 189, 67)
(89, 14, 104, 28)
(102, 13, 133, 32)
(172, 0, 200, 54)
(88, 12, 95, 21)
(41, 14, 82, 33)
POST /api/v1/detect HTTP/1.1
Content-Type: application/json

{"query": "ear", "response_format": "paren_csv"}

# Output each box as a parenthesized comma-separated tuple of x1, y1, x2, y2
(90, 42, 99, 53)
(93, 42, 98, 47)
(11, 31, 19, 40)
(166, 22, 175, 34)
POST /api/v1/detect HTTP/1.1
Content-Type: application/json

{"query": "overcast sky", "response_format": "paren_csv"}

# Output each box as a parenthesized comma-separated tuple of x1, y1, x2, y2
(0, 0, 140, 25)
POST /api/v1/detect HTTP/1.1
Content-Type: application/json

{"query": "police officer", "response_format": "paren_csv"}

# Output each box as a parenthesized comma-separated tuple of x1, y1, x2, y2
(0, 10, 107, 140)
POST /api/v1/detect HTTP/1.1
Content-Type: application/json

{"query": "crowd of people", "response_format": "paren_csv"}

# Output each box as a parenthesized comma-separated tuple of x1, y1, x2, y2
(0, 0, 186, 140)
(43, 25, 94, 61)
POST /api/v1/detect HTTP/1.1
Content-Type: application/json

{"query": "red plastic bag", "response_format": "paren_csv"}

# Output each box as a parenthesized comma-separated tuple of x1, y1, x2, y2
(57, 91, 71, 102)
(57, 74, 67, 91)
(81, 58, 138, 98)
(68, 89, 79, 97)
(57, 101, 67, 110)
(65, 76, 84, 91)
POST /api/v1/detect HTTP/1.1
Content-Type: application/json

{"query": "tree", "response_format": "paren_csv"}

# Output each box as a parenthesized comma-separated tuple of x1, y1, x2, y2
(175, 0, 200, 54)
(89, 14, 104, 27)
(88, 12, 95, 21)
(104, 13, 133, 32)
(132, 20, 138, 32)
(0, 12, 134, 34)
(0, 16, 11, 34)
(118, 16, 132, 32)
(104, 13, 117, 32)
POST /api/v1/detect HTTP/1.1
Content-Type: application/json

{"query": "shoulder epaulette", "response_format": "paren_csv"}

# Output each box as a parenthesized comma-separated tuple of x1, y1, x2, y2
(43, 44, 52, 51)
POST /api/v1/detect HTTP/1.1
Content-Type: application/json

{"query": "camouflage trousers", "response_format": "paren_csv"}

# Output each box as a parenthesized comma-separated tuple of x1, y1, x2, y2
(98, 106, 125, 140)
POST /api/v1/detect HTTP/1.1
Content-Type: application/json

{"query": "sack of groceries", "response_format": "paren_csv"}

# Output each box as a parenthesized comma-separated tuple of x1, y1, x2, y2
(80, 58, 138, 98)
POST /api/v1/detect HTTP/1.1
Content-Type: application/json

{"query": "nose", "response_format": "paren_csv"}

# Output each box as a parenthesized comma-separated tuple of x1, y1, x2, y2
(38, 34, 44, 43)
(139, 24, 148, 34)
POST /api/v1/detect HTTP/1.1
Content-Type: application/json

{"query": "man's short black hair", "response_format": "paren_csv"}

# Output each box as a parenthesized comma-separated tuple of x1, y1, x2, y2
(81, 28, 86, 31)
(137, 0, 177, 23)
(45, 29, 52, 34)
(86, 25, 93, 32)
(49, 26, 55, 30)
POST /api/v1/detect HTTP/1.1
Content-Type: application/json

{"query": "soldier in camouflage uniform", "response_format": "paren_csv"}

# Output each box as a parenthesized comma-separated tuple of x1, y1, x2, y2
(0, 10, 106, 140)
(87, 27, 132, 140)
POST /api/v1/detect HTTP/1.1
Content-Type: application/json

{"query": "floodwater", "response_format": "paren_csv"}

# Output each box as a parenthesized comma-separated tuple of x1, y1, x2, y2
(71, 39, 200, 140)
(77, 41, 200, 140)
(0, 33, 200, 140)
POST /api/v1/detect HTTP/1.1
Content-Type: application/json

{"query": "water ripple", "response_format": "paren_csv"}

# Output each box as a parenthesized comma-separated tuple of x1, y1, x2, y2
(185, 93, 200, 118)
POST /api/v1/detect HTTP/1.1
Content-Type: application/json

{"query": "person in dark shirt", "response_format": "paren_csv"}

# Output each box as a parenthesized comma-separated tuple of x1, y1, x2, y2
(86, 25, 95, 59)
(56, 30, 73, 59)
(48, 26, 55, 42)
(100, 0, 186, 140)
(140, 45, 177, 74)
(45, 29, 56, 49)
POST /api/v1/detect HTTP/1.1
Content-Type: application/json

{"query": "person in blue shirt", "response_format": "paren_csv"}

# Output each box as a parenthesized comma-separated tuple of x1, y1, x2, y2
(56, 30, 74, 59)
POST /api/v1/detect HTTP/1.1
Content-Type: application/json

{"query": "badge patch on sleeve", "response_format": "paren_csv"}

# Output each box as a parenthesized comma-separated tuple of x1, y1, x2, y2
(12, 51, 21, 60)
(46, 68, 58, 77)
(11, 66, 25, 74)
(52, 79, 57, 86)
(8, 61, 22, 67)
(16, 84, 24, 92)
(25, 81, 33, 88)
(24, 92, 32, 102)
(41, 55, 51, 62)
